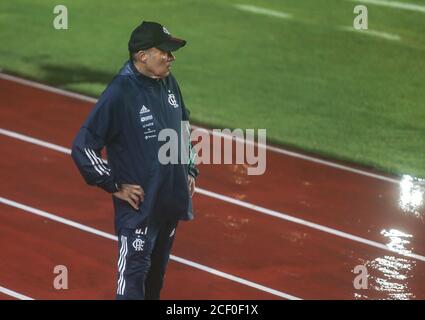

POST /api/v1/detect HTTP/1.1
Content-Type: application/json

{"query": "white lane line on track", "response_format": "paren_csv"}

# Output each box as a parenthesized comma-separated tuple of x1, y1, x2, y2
(0, 72, 399, 184)
(0, 285, 34, 300)
(349, 0, 425, 13)
(339, 26, 401, 41)
(0, 196, 301, 300)
(234, 4, 292, 19)
(1, 128, 424, 263)
(190, 125, 399, 184)
(0, 129, 71, 155)
(196, 189, 425, 263)
(0, 73, 97, 103)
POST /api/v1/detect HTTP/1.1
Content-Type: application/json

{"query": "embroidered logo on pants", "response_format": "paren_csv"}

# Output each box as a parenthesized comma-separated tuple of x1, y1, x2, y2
(132, 238, 145, 252)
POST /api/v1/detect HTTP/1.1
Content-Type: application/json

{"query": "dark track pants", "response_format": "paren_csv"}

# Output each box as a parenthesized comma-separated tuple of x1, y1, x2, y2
(115, 218, 178, 300)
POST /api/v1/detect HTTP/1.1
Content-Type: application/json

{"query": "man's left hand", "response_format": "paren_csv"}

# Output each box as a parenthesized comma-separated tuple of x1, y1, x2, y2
(188, 175, 195, 197)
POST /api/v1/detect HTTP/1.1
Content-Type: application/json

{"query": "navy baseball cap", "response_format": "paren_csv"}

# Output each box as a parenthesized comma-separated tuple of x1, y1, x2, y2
(128, 21, 186, 53)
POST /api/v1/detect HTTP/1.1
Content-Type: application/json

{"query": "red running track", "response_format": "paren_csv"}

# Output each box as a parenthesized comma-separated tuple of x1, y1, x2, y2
(0, 74, 424, 299)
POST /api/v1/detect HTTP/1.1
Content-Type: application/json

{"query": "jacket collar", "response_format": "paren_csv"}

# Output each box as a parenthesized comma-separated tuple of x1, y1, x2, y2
(119, 60, 162, 86)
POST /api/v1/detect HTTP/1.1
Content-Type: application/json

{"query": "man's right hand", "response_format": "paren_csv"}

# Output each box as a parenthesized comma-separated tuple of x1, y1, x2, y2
(113, 184, 145, 210)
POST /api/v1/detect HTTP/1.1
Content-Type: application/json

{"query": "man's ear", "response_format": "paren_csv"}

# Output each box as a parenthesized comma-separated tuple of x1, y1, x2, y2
(138, 51, 148, 63)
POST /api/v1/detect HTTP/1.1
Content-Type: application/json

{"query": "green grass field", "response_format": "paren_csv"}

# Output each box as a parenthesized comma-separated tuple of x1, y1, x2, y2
(1, 0, 424, 178)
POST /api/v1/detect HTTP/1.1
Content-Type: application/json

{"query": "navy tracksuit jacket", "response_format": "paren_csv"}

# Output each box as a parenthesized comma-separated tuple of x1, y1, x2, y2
(71, 60, 198, 234)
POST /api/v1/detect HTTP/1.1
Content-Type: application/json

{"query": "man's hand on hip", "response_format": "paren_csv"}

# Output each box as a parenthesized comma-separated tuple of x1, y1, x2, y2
(188, 175, 195, 198)
(113, 184, 144, 210)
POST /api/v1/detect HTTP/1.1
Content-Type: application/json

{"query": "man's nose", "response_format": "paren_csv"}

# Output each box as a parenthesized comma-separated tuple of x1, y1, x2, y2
(167, 51, 175, 62)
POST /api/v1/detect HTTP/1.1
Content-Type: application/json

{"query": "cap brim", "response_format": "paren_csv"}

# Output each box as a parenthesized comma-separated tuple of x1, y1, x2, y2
(156, 37, 186, 52)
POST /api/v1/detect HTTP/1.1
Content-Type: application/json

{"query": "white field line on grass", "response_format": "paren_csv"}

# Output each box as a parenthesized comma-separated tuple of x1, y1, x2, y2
(234, 4, 292, 19)
(0, 285, 34, 300)
(349, 0, 425, 13)
(0, 72, 399, 184)
(339, 26, 401, 41)
(1, 128, 424, 263)
(0, 196, 301, 300)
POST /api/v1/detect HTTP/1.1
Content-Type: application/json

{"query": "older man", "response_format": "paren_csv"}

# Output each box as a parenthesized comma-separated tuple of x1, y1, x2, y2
(71, 21, 198, 300)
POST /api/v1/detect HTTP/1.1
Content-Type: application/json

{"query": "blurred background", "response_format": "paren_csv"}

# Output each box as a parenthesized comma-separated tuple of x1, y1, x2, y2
(0, 0, 424, 177)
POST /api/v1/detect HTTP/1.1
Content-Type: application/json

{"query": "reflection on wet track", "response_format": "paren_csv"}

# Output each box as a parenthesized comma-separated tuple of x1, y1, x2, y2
(399, 175, 425, 219)
(357, 229, 417, 300)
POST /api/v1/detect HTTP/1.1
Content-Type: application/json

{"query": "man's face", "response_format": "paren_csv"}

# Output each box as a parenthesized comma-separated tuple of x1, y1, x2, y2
(142, 47, 175, 78)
